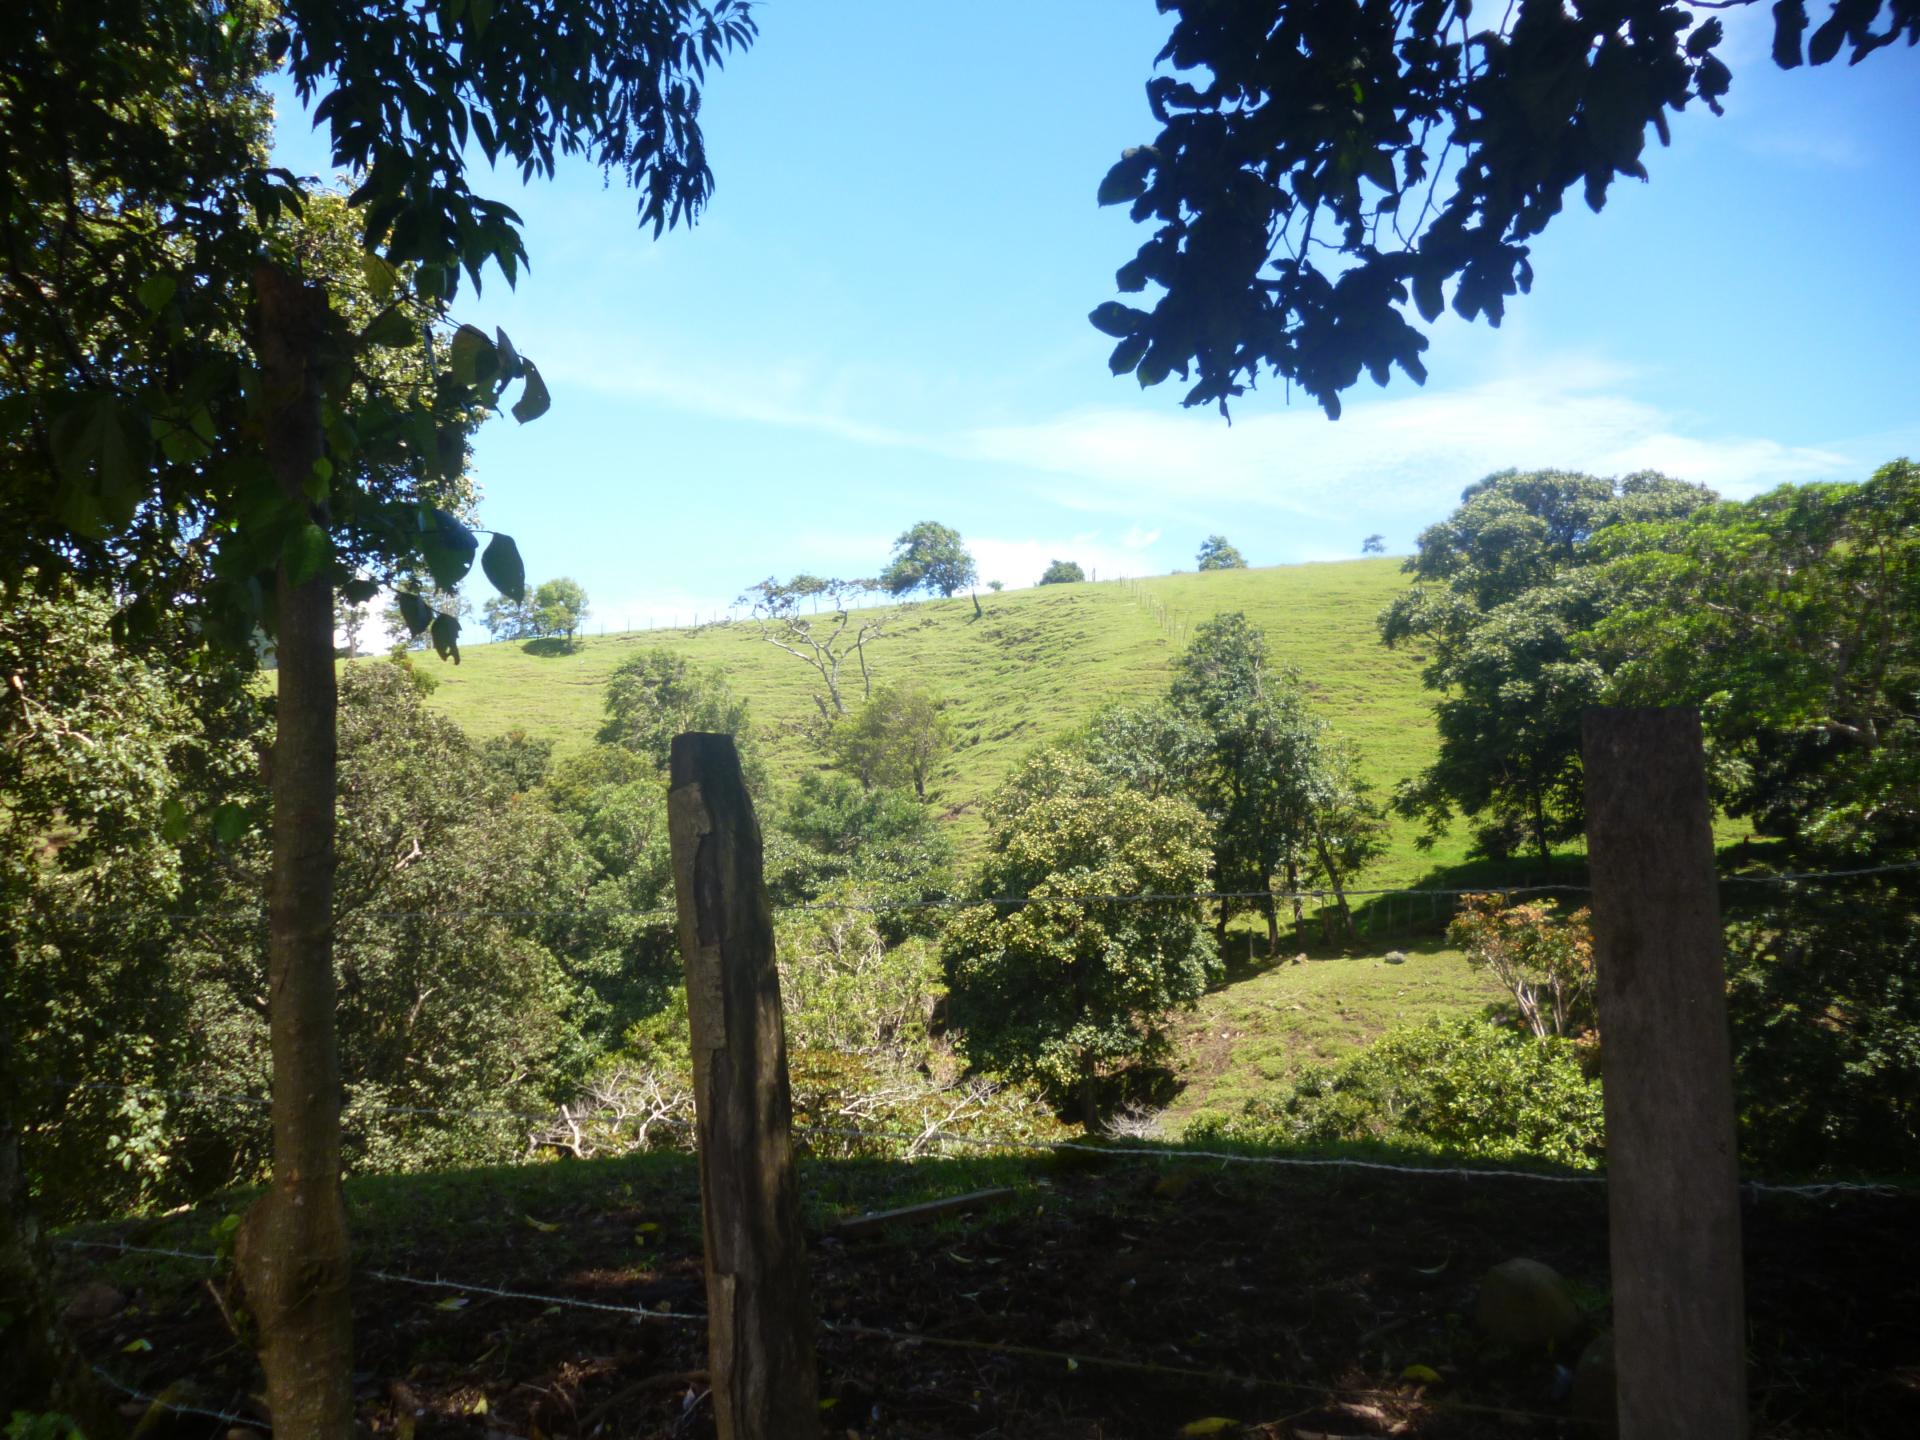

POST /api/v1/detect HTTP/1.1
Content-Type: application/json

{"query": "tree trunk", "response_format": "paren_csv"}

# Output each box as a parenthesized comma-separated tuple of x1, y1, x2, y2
(1264, 893, 1280, 957)
(0, 1014, 122, 1437)
(1079, 1073, 1100, 1133)
(235, 263, 354, 1440)
(1314, 833, 1354, 942)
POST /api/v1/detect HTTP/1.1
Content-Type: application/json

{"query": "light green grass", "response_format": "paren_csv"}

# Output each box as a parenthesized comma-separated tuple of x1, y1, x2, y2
(396, 558, 1474, 876)
(1163, 940, 1509, 1133)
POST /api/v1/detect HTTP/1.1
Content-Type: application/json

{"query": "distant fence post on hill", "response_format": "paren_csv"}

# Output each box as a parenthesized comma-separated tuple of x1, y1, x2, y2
(1582, 707, 1747, 1438)
(667, 732, 819, 1438)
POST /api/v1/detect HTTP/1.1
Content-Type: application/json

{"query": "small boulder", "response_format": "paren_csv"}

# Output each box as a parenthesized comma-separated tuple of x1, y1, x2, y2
(1384, 950, 1408, 965)
(1474, 1258, 1582, 1350)
(1571, 1332, 1618, 1429)
(62, 1280, 127, 1324)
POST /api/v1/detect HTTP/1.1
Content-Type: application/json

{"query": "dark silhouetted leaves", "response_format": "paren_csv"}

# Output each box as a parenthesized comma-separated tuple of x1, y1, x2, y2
(481, 532, 525, 601)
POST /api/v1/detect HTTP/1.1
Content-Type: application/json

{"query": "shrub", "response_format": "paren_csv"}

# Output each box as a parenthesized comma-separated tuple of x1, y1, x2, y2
(1448, 893, 1596, 1039)
(1726, 890, 1920, 1175)
(1188, 1015, 1605, 1169)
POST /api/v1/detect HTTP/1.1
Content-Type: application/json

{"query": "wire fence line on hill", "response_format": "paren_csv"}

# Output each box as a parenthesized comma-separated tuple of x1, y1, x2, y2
(47, 1077, 1911, 1198)
(43, 856, 1920, 927)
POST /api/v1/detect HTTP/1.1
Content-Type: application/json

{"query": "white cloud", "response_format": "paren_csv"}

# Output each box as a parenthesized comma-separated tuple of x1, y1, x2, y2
(963, 363, 1856, 514)
(969, 532, 1159, 591)
(541, 333, 1865, 520)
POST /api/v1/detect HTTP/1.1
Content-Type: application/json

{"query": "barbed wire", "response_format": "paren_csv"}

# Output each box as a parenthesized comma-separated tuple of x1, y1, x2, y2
(64, 1241, 1581, 1428)
(364, 1268, 709, 1325)
(39, 857, 1920, 927)
(88, 1365, 263, 1431)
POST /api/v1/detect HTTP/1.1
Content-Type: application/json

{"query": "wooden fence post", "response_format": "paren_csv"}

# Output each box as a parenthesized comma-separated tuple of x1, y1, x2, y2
(1582, 708, 1747, 1438)
(668, 733, 819, 1438)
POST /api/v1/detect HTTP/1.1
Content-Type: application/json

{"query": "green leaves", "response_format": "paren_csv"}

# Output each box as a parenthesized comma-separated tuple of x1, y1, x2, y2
(511, 361, 550, 424)
(1096, 147, 1155, 206)
(396, 590, 435, 636)
(419, 507, 479, 589)
(450, 323, 498, 386)
(212, 803, 250, 845)
(47, 393, 152, 536)
(481, 532, 525, 600)
(341, 577, 381, 605)
(285, 521, 332, 586)
(136, 275, 178, 312)
(429, 611, 462, 663)
(1088, 302, 1146, 339)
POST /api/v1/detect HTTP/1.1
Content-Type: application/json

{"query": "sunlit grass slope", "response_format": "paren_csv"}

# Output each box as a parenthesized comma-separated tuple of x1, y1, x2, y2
(399, 558, 1467, 876)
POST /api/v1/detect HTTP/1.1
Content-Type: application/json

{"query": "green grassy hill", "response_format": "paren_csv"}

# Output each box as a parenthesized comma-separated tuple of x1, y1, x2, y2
(399, 557, 1471, 879)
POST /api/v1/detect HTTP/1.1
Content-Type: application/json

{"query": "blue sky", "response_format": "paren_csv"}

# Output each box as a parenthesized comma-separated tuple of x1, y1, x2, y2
(270, 3, 1920, 631)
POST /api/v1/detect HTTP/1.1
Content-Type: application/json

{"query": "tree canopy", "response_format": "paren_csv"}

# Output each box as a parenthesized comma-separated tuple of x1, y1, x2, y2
(1039, 559, 1086, 585)
(1094, 0, 1917, 417)
(1196, 535, 1247, 570)
(880, 521, 978, 599)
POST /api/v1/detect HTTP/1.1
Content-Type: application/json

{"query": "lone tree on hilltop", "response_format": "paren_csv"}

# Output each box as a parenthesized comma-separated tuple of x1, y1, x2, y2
(1363, 534, 1387, 555)
(534, 577, 590, 647)
(1039, 558, 1086, 585)
(1093, 0, 1916, 417)
(1197, 535, 1247, 571)
(881, 521, 978, 599)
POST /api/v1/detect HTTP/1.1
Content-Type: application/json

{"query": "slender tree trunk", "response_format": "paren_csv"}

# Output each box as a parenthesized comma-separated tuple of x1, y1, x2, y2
(1313, 833, 1354, 941)
(235, 263, 354, 1440)
(1286, 859, 1303, 939)
(1264, 893, 1279, 957)
(0, 1015, 121, 1437)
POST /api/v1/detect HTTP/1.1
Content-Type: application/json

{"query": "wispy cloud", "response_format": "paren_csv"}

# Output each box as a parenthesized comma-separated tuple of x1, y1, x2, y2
(964, 364, 1853, 514)
(543, 337, 1860, 518)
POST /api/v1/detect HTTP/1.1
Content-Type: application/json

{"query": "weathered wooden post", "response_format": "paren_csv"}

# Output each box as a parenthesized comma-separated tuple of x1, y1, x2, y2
(667, 733, 819, 1438)
(1582, 708, 1747, 1438)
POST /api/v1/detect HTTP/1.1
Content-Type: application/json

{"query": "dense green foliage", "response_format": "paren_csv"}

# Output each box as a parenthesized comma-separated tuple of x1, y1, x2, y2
(1097, 0, 1914, 416)
(880, 521, 977, 599)
(1195, 535, 1246, 570)
(599, 647, 751, 771)
(1381, 469, 1713, 864)
(943, 751, 1219, 1118)
(1725, 887, 1920, 1174)
(1038, 559, 1086, 585)
(1588, 459, 1920, 860)
(826, 683, 952, 799)
(5, 625, 610, 1217)
(1189, 1015, 1605, 1170)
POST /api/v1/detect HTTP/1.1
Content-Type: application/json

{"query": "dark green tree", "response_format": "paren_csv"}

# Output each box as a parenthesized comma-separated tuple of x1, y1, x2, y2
(1362, 534, 1386, 555)
(1039, 558, 1086, 585)
(1380, 469, 1712, 866)
(1196, 535, 1247, 570)
(1094, 0, 1914, 416)
(1586, 459, 1920, 860)
(942, 749, 1218, 1127)
(881, 521, 978, 599)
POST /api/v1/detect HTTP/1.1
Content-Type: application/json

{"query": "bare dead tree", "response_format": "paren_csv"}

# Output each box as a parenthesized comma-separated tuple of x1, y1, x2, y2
(739, 576, 910, 721)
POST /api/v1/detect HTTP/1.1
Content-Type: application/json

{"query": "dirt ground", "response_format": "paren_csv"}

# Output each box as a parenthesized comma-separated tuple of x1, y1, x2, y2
(57, 1155, 1920, 1439)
